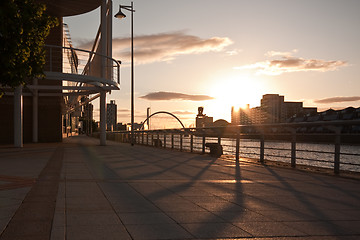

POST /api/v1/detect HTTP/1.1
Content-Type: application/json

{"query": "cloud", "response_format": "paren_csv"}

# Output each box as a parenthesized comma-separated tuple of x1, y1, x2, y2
(235, 52, 347, 75)
(78, 32, 232, 65)
(226, 49, 243, 56)
(172, 110, 195, 115)
(265, 49, 298, 57)
(314, 96, 360, 104)
(139, 91, 214, 101)
(118, 109, 130, 113)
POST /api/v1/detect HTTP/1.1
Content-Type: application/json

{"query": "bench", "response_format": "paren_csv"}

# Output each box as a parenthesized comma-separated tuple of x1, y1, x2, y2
(205, 143, 223, 157)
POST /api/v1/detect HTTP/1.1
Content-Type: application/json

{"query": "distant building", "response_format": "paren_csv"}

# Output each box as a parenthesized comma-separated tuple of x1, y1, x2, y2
(231, 105, 252, 125)
(231, 107, 240, 125)
(231, 94, 316, 124)
(196, 107, 213, 128)
(126, 123, 142, 131)
(287, 107, 360, 134)
(82, 102, 93, 134)
(213, 119, 229, 127)
(106, 100, 117, 131)
(302, 107, 318, 115)
(251, 107, 263, 124)
(261, 94, 284, 123)
(116, 123, 127, 131)
(282, 101, 303, 122)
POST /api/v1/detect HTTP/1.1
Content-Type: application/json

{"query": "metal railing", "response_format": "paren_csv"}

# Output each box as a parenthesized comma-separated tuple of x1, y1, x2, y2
(44, 44, 120, 84)
(99, 120, 360, 174)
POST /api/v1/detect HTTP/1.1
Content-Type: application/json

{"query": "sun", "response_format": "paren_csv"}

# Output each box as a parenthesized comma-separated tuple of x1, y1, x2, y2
(206, 73, 266, 121)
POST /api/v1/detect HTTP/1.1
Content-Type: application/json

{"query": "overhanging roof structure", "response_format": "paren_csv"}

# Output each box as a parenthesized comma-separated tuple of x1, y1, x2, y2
(36, 0, 101, 17)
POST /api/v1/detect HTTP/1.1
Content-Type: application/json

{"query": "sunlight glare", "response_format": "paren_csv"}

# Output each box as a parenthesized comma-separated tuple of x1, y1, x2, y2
(207, 73, 266, 121)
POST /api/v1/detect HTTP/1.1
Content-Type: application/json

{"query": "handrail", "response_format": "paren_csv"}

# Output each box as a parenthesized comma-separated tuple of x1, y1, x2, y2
(100, 120, 360, 175)
(133, 119, 360, 135)
(44, 44, 121, 85)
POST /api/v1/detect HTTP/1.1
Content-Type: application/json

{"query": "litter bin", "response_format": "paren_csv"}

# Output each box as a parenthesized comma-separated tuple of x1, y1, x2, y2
(205, 143, 223, 157)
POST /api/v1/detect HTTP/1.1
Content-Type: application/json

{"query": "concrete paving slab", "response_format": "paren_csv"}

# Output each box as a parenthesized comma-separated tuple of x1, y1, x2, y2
(234, 221, 306, 237)
(117, 212, 176, 225)
(67, 212, 123, 226)
(66, 225, 131, 240)
(166, 211, 226, 223)
(258, 209, 319, 221)
(181, 222, 252, 238)
(1, 135, 360, 240)
(125, 223, 193, 240)
(286, 220, 357, 236)
(212, 209, 274, 222)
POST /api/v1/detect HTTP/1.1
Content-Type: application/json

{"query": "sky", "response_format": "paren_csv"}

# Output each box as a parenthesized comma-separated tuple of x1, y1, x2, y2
(64, 0, 360, 127)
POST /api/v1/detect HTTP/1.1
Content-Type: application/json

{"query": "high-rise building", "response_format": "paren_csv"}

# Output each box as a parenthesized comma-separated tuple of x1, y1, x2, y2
(239, 104, 252, 125)
(106, 100, 117, 131)
(231, 104, 252, 125)
(250, 107, 263, 124)
(231, 94, 315, 125)
(83, 103, 93, 134)
(231, 106, 240, 125)
(231, 104, 263, 125)
(261, 94, 284, 123)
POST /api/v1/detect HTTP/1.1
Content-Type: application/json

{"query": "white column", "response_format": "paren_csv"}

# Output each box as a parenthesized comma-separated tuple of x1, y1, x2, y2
(100, 91, 106, 145)
(100, 0, 108, 145)
(32, 79, 38, 142)
(14, 85, 23, 147)
(101, 0, 107, 78)
(107, 0, 113, 79)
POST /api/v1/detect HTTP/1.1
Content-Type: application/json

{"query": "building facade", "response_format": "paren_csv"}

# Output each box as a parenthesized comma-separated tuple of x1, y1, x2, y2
(281, 102, 303, 122)
(106, 100, 117, 131)
(231, 94, 315, 125)
(0, 0, 120, 146)
(196, 107, 213, 128)
(261, 94, 284, 123)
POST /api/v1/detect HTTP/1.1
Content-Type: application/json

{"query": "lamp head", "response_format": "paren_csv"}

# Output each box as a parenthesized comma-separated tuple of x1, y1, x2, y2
(114, 6, 126, 19)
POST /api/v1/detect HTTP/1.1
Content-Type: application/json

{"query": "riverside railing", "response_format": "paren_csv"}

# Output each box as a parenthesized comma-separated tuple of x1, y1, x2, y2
(101, 120, 360, 174)
(44, 44, 121, 85)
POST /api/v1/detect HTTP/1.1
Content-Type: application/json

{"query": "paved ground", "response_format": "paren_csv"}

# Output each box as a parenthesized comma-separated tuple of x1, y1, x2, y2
(0, 136, 359, 240)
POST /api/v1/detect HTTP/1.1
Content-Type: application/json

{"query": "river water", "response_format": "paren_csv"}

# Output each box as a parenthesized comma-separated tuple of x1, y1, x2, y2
(166, 135, 360, 173)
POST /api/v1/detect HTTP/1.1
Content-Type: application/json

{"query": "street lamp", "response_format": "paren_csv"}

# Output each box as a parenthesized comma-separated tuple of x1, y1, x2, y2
(115, 2, 135, 146)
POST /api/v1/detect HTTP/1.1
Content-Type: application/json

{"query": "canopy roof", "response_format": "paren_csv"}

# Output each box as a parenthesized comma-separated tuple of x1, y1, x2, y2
(36, 0, 101, 17)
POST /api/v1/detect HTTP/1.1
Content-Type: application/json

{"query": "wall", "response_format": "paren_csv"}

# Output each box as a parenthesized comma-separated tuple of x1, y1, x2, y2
(0, 18, 63, 144)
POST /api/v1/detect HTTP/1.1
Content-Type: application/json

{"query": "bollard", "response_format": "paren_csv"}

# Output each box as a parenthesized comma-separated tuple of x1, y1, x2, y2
(180, 134, 183, 151)
(334, 133, 341, 174)
(260, 135, 265, 163)
(164, 133, 166, 148)
(190, 134, 193, 153)
(291, 133, 296, 168)
(202, 135, 206, 154)
(235, 135, 240, 162)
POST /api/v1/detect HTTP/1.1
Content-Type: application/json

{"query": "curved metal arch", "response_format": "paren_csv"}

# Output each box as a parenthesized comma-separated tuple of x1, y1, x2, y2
(140, 111, 186, 130)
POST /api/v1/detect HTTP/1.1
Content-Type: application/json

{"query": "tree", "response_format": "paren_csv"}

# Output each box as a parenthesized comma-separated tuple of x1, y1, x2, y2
(0, 0, 57, 97)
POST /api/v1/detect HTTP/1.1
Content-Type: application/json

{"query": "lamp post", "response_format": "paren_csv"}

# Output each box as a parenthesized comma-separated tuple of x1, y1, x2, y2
(115, 2, 135, 146)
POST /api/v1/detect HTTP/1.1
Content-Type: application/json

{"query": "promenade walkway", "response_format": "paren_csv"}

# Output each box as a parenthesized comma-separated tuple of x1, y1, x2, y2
(0, 136, 359, 240)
